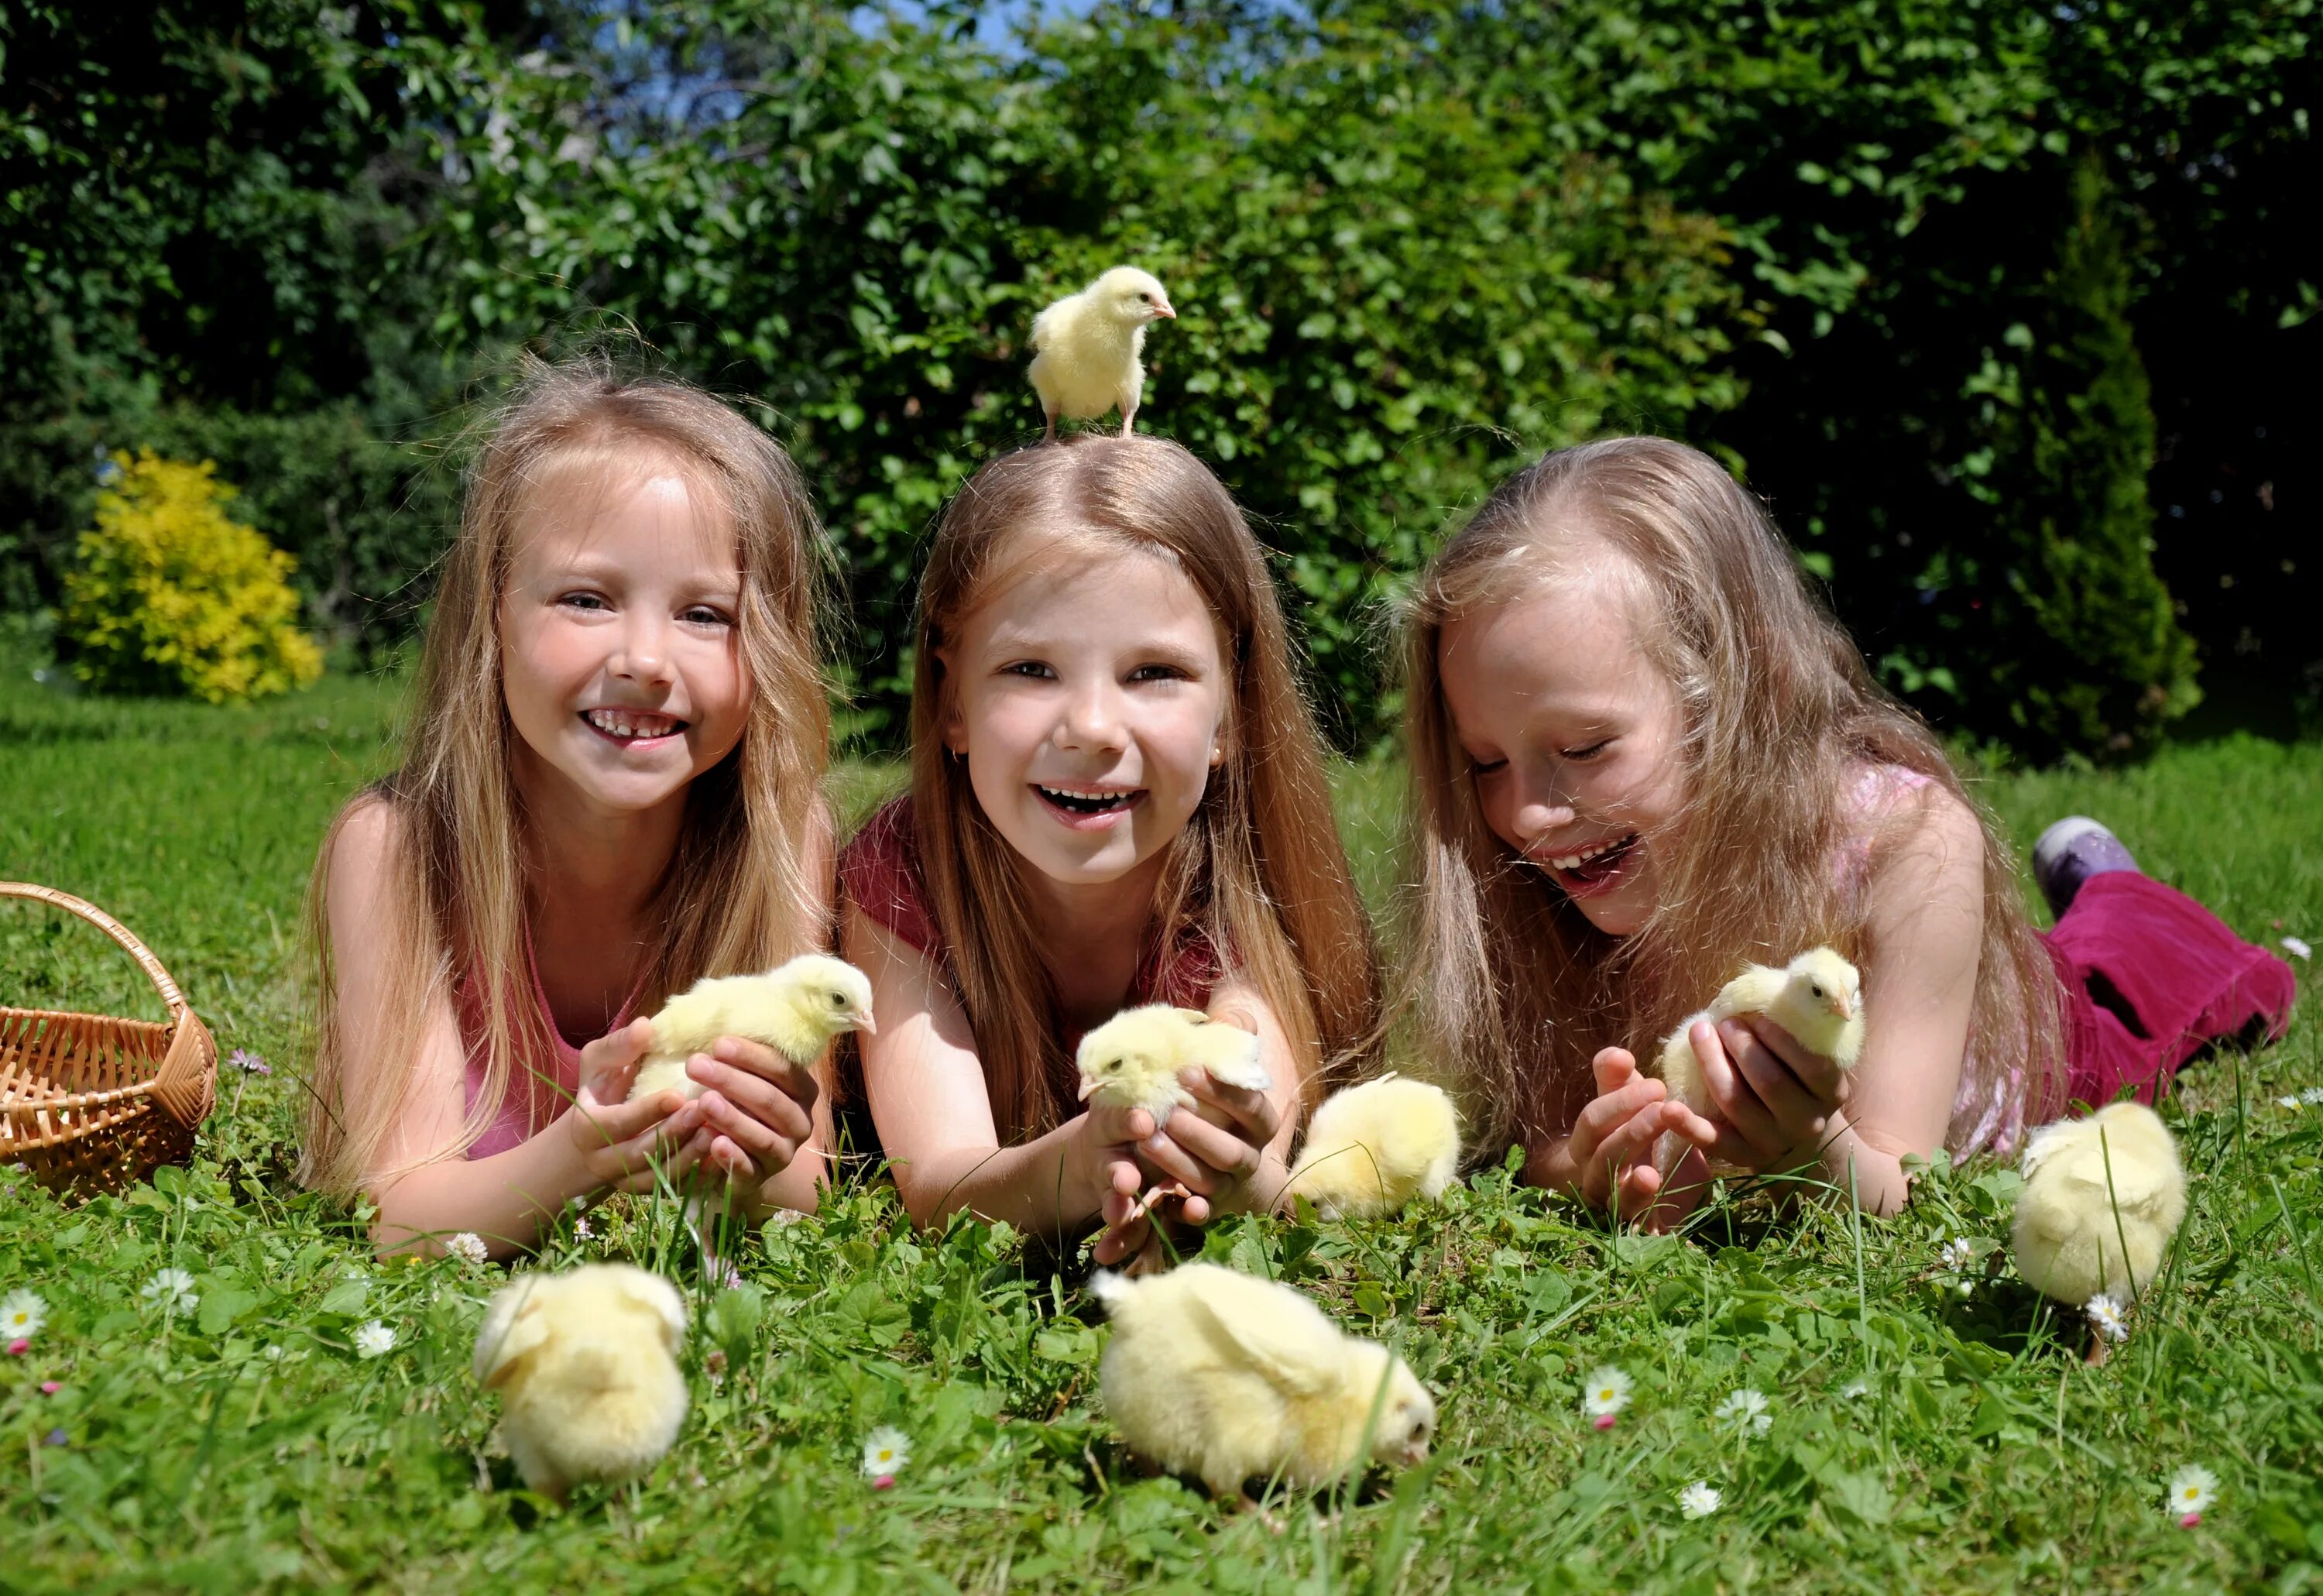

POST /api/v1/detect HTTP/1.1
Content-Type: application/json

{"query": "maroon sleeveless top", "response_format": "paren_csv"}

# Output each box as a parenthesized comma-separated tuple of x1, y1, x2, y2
(838, 797, 1225, 1051)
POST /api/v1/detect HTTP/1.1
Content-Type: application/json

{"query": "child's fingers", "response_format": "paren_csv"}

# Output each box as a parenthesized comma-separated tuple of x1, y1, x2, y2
(1133, 1128, 1216, 1195)
(688, 1056, 816, 1145)
(1692, 1021, 1786, 1161)
(1570, 1076, 1669, 1160)
(691, 1089, 804, 1176)
(1175, 1069, 1281, 1147)
(703, 1038, 823, 1107)
(1161, 1107, 1267, 1189)
(1590, 1047, 1642, 1096)
(1738, 1017, 1851, 1105)
(574, 1088, 691, 1149)
(1717, 1020, 1826, 1149)
(609, 1124, 710, 1193)
(578, 1017, 656, 1086)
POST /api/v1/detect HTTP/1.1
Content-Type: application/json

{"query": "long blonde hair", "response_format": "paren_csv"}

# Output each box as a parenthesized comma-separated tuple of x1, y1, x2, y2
(1401, 437, 2064, 1158)
(300, 356, 831, 1193)
(908, 435, 1378, 1142)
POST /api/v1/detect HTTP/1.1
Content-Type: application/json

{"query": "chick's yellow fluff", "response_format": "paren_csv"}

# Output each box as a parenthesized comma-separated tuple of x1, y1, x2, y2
(1076, 1004, 1274, 1124)
(1285, 1074, 1462, 1219)
(472, 1263, 689, 1499)
(1092, 1264, 1435, 1498)
(1653, 946, 1865, 1122)
(2011, 1101, 2187, 1304)
(1027, 266, 1176, 438)
(628, 953, 874, 1103)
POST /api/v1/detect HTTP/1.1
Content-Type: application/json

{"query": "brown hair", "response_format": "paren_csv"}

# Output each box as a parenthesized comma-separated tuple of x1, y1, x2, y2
(908, 434, 1378, 1141)
(1400, 436, 2064, 1157)
(300, 355, 831, 1193)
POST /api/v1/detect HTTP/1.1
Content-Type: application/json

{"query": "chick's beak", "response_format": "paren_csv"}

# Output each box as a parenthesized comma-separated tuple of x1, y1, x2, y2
(1155, 300, 1177, 320)
(1076, 1076, 1100, 1101)
(1832, 992, 1856, 1021)
(852, 1007, 877, 1036)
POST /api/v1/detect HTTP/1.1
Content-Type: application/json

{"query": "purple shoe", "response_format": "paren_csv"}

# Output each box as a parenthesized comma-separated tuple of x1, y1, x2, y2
(2032, 817, 2141, 917)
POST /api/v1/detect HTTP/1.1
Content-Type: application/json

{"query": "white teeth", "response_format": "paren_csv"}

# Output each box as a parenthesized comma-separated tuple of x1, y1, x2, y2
(1549, 836, 1634, 871)
(1040, 785, 1131, 801)
(586, 709, 679, 739)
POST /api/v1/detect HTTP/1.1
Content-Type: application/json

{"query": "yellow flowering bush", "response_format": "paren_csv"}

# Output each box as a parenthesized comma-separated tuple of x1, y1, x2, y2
(60, 450, 324, 703)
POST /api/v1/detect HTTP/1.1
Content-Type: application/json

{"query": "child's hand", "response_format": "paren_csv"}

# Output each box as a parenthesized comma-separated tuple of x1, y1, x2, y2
(1546, 1048, 1717, 1217)
(1686, 1015, 1852, 1171)
(567, 1018, 709, 1193)
(681, 1035, 821, 1193)
(1081, 1099, 1162, 1266)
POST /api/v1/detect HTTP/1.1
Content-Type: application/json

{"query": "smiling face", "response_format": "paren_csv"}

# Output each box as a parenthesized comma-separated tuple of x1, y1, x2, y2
(1437, 558, 1689, 936)
(938, 538, 1228, 894)
(498, 462, 749, 824)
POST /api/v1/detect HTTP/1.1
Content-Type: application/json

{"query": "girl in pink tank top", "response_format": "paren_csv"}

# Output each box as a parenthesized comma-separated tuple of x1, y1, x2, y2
(1398, 438, 2291, 1229)
(301, 361, 839, 1258)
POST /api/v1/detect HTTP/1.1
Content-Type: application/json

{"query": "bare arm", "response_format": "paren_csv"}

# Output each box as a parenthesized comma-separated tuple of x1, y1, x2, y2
(330, 801, 699, 1258)
(844, 904, 1143, 1242)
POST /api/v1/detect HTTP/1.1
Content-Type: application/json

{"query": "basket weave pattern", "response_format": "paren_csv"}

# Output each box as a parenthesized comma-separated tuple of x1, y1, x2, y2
(1, 882, 217, 1199)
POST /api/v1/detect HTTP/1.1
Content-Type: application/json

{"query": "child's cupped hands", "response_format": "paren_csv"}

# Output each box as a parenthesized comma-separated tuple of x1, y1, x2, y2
(1553, 1048, 1718, 1220)
(1681, 1014, 1852, 1171)
(566, 1018, 710, 1193)
(1086, 1017, 1283, 1267)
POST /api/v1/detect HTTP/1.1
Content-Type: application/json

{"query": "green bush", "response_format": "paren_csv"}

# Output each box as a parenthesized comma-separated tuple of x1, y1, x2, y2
(60, 450, 325, 703)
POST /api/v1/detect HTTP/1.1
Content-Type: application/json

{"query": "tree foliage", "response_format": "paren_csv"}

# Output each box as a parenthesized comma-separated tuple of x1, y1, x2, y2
(2, 0, 2313, 751)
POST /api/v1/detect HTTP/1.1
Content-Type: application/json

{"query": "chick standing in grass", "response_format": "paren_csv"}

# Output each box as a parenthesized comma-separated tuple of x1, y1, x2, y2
(2011, 1100, 2187, 1309)
(1091, 1263, 1435, 1505)
(1284, 1074, 1462, 1219)
(472, 1263, 690, 1501)
(1028, 267, 1177, 440)
(1649, 947, 1864, 1174)
(628, 954, 875, 1103)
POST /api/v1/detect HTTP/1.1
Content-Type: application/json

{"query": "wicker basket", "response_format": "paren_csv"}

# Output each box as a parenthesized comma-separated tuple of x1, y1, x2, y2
(1, 881, 218, 1200)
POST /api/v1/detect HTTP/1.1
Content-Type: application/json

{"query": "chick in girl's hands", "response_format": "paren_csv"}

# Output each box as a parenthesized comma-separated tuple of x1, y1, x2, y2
(629, 954, 875, 1103)
(472, 1263, 689, 1501)
(1652, 947, 1864, 1154)
(1076, 1003, 1275, 1123)
(2011, 1101, 2186, 1307)
(1091, 1264, 1435, 1504)
(1285, 1074, 1462, 1219)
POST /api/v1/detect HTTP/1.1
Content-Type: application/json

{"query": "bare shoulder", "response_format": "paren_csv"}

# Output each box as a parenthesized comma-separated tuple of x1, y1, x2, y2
(1868, 777, 1987, 926)
(325, 793, 411, 934)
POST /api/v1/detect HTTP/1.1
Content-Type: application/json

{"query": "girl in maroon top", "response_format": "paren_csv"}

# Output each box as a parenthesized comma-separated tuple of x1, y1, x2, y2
(840, 435, 1377, 1266)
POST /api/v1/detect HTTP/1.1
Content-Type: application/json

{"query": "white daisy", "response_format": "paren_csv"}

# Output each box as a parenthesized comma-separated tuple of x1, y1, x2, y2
(860, 1425, 911, 1481)
(1580, 1365, 1633, 1425)
(1677, 1481, 1722, 1519)
(2303, 1087, 2323, 1107)
(2281, 935, 2311, 961)
(2166, 1463, 2218, 1519)
(353, 1321, 396, 1358)
(1, 1289, 44, 1339)
(2278, 1095, 2303, 1110)
(1939, 1237, 1974, 1271)
(1839, 1377, 1870, 1400)
(2085, 1292, 2129, 1343)
(1714, 1388, 1772, 1436)
(142, 1268, 198, 1313)
(445, 1232, 489, 1266)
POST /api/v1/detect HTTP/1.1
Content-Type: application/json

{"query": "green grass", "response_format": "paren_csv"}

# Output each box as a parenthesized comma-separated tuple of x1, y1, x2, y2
(4, 668, 2321, 1594)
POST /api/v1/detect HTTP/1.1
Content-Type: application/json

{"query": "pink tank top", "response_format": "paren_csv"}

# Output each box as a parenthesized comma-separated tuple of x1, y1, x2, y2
(457, 930, 643, 1159)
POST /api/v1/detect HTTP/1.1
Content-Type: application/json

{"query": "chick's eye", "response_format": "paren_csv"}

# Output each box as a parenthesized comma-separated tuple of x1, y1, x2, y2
(830, 992, 846, 1007)
(1810, 982, 1826, 998)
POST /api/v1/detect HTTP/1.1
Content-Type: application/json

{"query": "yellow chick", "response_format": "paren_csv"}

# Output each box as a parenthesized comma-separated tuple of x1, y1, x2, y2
(1027, 266, 1177, 440)
(472, 1263, 689, 1501)
(1653, 946, 1865, 1131)
(1284, 1074, 1462, 1220)
(1091, 1263, 1436, 1502)
(2011, 1101, 2187, 1305)
(1076, 1003, 1275, 1124)
(628, 953, 875, 1103)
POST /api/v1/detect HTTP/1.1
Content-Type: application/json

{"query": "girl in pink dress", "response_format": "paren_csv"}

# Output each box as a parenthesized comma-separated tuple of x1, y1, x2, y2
(302, 359, 839, 1257)
(1400, 436, 2293, 1225)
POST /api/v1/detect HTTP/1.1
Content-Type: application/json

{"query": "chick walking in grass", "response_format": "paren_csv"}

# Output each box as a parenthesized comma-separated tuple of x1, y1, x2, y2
(1649, 947, 1865, 1177)
(1091, 1263, 1435, 1508)
(2011, 1100, 2186, 1360)
(1284, 1074, 1461, 1220)
(1028, 267, 1177, 440)
(628, 954, 875, 1103)
(472, 1263, 690, 1501)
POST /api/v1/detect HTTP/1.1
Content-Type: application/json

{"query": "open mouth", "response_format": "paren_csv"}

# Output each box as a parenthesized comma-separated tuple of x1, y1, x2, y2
(1538, 832, 1641, 898)
(1034, 783, 1143, 821)
(581, 707, 688, 746)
